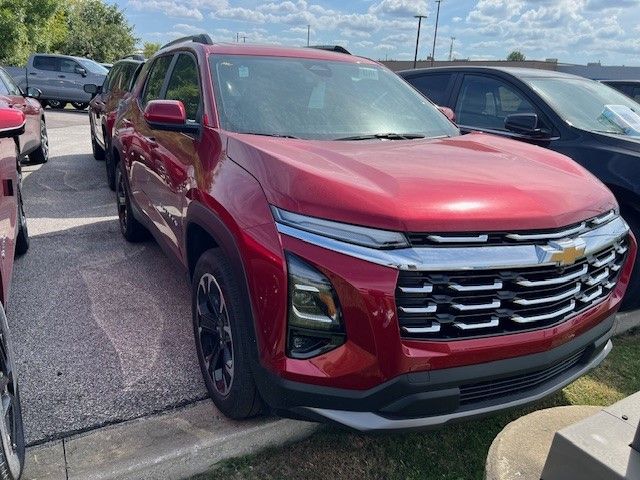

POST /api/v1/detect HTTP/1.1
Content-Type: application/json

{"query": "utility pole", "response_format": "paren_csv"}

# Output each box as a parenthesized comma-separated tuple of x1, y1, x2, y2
(413, 14, 427, 69)
(236, 32, 239, 43)
(448, 36, 455, 61)
(241, 35, 247, 43)
(431, 0, 443, 67)
(307, 24, 310, 46)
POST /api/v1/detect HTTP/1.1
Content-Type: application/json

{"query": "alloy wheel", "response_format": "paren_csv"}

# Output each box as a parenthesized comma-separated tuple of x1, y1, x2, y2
(0, 329, 21, 476)
(196, 273, 234, 397)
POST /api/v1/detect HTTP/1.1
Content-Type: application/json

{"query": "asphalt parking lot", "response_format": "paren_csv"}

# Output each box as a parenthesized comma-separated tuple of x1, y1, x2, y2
(9, 109, 208, 445)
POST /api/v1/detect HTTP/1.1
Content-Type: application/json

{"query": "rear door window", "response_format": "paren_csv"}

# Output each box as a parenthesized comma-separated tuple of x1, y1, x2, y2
(33, 56, 61, 72)
(119, 63, 140, 91)
(142, 56, 173, 106)
(455, 74, 536, 131)
(164, 54, 201, 121)
(0, 69, 20, 95)
(405, 73, 455, 105)
(102, 64, 121, 94)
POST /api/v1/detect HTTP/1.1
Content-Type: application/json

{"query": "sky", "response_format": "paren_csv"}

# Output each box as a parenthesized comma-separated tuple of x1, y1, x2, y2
(113, 0, 640, 65)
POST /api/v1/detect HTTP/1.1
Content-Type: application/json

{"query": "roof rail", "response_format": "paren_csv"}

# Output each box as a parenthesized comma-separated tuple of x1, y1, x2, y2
(122, 54, 145, 61)
(161, 34, 214, 50)
(308, 45, 351, 55)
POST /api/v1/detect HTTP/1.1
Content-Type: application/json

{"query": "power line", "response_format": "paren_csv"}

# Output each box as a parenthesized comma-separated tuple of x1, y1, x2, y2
(413, 14, 427, 69)
(431, 0, 443, 67)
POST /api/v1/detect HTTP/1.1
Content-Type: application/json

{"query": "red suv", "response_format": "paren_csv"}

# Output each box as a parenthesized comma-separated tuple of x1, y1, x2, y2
(112, 36, 636, 431)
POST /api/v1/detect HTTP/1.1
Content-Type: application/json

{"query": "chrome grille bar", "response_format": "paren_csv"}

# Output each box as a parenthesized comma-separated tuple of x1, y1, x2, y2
(449, 280, 503, 292)
(513, 283, 581, 306)
(517, 265, 587, 287)
(512, 301, 576, 324)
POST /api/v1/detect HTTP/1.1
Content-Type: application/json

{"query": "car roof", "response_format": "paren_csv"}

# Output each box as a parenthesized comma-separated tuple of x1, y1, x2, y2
(601, 79, 640, 84)
(112, 58, 144, 67)
(164, 42, 377, 65)
(398, 65, 584, 81)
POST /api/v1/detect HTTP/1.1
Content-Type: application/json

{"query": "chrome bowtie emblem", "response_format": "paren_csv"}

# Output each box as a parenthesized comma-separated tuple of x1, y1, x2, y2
(537, 238, 587, 266)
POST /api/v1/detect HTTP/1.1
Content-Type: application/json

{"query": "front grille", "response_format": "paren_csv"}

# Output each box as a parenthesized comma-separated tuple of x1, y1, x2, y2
(396, 237, 628, 340)
(407, 211, 616, 247)
(459, 348, 586, 405)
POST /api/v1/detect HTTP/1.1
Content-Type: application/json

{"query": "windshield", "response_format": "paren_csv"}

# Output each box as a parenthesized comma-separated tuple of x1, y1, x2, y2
(526, 77, 640, 136)
(209, 55, 458, 140)
(78, 59, 109, 75)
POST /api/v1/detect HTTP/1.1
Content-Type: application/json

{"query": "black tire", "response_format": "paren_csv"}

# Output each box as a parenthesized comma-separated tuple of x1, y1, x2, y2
(192, 249, 263, 419)
(620, 213, 640, 311)
(47, 100, 66, 110)
(105, 147, 116, 191)
(91, 133, 105, 161)
(71, 102, 89, 110)
(0, 307, 25, 480)
(14, 171, 29, 256)
(28, 119, 48, 165)
(115, 161, 147, 242)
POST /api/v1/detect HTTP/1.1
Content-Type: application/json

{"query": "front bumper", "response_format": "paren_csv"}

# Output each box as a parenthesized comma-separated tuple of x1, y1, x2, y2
(255, 314, 615, 432)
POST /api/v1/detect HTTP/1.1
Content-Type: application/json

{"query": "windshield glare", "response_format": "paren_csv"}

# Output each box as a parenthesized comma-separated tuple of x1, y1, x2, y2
(209, 55, 459, 140)
(79, 59, 109, 75)
(526, 77, 640, 136)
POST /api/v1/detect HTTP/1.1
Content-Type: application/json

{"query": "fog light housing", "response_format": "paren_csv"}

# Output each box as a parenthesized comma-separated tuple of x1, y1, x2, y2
(286, 253, 346, 359)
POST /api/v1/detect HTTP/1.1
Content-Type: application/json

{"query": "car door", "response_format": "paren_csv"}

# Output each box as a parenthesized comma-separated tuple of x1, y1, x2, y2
(128, 54, 174, 239)
(30, 55, 64, 99)
(58, 58, 86, 101)
(0, 68, 39, 154)
(452, 73, 553, 143)
(146, 53, 202, 257)
(93, 65, 120, 148)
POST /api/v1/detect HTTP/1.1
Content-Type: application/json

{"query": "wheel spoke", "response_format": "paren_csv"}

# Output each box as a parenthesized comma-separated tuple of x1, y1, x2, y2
(199, 312, 218, 333)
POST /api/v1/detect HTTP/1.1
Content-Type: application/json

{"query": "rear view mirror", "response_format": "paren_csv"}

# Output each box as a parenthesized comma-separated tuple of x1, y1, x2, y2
(25, 87, 41, 99)
(75, 66, 87, 77)
(0, 108, 26, 138)
(84, 84, 101, 95)
(505, 113, 548, 138)
(144, 100, 199, 134)
(438, 106, 456, 123)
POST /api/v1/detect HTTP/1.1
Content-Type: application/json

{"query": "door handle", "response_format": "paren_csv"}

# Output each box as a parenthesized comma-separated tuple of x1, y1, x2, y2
(29, 72, 37, 76)
(58, 75, 66, 78)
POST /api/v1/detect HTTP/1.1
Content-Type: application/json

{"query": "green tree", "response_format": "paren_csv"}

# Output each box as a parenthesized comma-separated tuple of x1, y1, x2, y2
(60, 0, 137, 62)
(507, 50, 526, 62)
(0, 0, 61, 65)
(143, 41, 161, 59)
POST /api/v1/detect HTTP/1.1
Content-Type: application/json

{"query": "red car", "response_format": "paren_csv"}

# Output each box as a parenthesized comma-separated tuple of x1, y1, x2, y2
(112, 36, 636, 431)
(0, 106, 30, 479)
(0, 67, 48, 165)
(84, 58, 145, 190)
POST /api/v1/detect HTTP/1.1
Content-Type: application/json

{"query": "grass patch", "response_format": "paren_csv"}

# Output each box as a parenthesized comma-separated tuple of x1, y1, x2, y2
(195, 331, 639, 480)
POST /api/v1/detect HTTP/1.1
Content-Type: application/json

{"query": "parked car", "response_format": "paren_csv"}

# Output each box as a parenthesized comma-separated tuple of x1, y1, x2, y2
(3, 54, 108, 110)
(112, 37, 635, 431)
(0, 67, 48, 164)
(600, 79, 640, 102)
(84, 58, 145, 190)
(400, 66, 640, 310)
(0, 105, 31, 479)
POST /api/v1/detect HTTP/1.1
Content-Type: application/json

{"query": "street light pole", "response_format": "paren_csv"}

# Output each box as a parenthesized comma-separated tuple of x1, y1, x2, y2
(431, 0, 443, 67)
(448, 36, 455, 61)
(413, 14, 427, 69)
(307, 24, 310, 46)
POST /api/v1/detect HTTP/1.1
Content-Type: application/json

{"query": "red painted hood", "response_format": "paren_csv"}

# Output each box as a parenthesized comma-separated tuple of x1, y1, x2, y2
(226, 131, 616, 232)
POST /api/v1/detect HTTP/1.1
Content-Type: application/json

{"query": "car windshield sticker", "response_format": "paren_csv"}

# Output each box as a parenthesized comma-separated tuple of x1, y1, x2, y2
(600, 104, 640, 136)
(238, 66, 249, 78)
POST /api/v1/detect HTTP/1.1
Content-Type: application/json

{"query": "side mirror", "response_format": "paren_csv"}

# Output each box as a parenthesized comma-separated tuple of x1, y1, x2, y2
(25, 87, 41, 99)
(75, 66, 87, 77)
(505, 113, 548, 137)
(144, 100, 199, 134)
(0, 108, 26, 138)
(84, 84, 101, 95)
(438, 106, 456, 123)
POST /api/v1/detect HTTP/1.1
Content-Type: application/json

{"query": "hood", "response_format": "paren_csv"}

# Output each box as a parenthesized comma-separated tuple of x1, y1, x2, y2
(226, 131, 616, 233)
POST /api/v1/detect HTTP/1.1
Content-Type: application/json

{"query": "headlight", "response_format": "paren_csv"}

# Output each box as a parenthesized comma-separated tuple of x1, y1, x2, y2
(272, 206, 408, 249)
(286, 253, 346, 359)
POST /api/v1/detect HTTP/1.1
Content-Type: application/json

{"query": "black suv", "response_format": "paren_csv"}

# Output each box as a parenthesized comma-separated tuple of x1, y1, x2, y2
(400, 66, 640, 309)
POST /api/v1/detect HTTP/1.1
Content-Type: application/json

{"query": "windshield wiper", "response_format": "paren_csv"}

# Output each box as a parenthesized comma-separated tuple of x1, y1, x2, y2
(334, 133, 426, 141)
(237, 132, 301, 139)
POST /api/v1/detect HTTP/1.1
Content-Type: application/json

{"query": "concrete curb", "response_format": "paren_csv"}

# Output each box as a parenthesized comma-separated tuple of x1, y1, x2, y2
(485, 406, 601, 480)
(24, 400, 318, 480)
(614, 310, 640, 336)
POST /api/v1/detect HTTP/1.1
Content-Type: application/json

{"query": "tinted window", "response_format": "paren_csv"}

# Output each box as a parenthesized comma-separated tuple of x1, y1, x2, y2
(142, 56, 173, 106)
(406, 73, 453, 105)
(210, 55, 458, 140)
(119, 63, 141, 91)
(102, 64, 121, 94)
(60, 59, 82, 74)
(630, 86, 640, 103)
(455, 75, 535, 130)
(33, 56, 60, 72)
(165, 54, 200, 121)
(0, 68, 20, 95)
